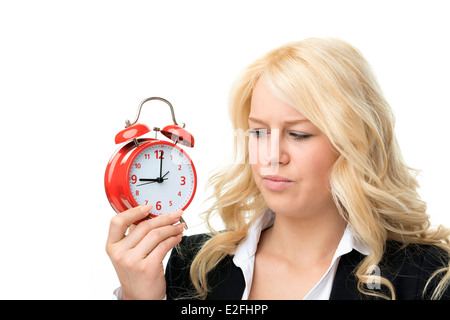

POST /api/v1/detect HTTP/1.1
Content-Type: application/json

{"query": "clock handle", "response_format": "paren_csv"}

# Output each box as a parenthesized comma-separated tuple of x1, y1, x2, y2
(126, 97, 184, 128)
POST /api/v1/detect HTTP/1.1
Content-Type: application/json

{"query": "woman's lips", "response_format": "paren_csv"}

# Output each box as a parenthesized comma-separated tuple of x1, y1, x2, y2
(262, 175, 293, 191)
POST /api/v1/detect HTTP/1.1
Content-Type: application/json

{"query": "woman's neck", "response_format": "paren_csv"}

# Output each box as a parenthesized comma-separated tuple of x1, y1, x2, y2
(258, 207, 346, 265)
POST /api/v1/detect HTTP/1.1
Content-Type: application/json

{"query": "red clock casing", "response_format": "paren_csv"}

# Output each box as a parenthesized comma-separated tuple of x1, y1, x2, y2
(105, 138, 197, 217)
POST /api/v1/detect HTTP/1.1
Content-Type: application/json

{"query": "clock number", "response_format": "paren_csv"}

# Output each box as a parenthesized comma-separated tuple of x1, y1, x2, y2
(178, 165, 182, 171)
(178, 191, 182, 197)
(169, 201, 173, 206)
(144, 154, 150, 160)
(135, 190, 139, 196)
(156, 201, 162, 210)
(180, 176, 186, 185)
(131, 175, 137, 184)
(154, 150, 164, 159)
(134, 163, 141, 169)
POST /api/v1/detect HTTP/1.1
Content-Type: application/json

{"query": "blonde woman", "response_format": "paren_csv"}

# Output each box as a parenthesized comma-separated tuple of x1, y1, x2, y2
(106, 38, 450, 300)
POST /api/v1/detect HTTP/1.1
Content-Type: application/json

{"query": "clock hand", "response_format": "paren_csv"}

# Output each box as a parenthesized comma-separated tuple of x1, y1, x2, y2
(138, 171, 169, 184)
(136, 178, 167, 187)
(136, 180, 158, 187)
(156, 171, 170, 183)
(159, 150, 163, 180)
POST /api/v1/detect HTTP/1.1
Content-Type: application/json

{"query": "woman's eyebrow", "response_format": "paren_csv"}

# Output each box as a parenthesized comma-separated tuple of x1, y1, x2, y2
(248, 116, 311, 125)
(284, 119, 311, 125)
(248, 116, 267, 125)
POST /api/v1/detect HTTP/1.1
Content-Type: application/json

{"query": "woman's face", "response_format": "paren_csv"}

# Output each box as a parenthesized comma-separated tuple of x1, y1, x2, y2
(248, 77, 340, 218)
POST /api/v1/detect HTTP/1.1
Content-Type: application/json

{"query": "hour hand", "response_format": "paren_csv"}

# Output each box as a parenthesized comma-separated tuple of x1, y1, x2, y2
(138, 171, 169, 183)
(137, 175, 168, 186)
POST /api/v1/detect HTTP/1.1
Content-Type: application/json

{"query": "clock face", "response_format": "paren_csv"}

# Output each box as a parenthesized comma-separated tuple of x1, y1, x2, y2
(127, 142, 196, 217)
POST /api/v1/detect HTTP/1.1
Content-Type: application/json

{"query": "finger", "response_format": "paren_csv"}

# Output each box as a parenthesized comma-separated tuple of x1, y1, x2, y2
(146, 234, 184, 264)
(107, 204, 153, 244)
(128, 223, 137, 234)
(122, 210, 184, 248)
(132, 223, 185, 258)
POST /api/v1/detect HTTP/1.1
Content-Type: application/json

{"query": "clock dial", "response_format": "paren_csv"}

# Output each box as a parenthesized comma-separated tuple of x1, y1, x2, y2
(128, 142, 196, 217)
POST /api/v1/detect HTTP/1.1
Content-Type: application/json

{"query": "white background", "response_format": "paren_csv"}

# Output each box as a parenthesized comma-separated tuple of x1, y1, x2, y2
(0, 0, 449, 299)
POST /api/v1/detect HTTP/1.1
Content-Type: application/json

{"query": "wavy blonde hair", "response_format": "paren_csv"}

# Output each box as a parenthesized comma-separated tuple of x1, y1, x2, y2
(190, 38, 450, 299)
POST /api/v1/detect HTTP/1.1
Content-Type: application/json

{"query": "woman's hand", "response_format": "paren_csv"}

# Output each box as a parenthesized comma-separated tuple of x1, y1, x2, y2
(105, 204, 184, 300)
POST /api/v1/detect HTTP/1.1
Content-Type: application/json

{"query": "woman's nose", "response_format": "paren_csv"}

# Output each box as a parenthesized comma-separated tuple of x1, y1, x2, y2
(257, 129, 289, 174)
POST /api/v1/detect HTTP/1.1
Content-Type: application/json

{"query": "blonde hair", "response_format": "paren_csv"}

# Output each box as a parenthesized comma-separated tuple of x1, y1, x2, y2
(190, 38, 450, 299)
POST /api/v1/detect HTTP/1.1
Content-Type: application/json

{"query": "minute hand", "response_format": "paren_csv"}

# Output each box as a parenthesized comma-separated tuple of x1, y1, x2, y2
(136, 180, 158, 187)
(159, 150, 163, 179)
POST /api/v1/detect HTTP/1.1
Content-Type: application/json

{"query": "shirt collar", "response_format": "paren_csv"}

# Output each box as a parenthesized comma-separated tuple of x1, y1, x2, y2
(233, 207, 371, 267)
(233, 207, 274, 266)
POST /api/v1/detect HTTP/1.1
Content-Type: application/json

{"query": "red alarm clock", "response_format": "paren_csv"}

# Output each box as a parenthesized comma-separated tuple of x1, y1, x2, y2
(105, 97, 197, 226)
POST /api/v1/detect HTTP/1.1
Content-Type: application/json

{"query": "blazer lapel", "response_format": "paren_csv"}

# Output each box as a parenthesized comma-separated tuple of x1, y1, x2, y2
(330, 249, 365, 300)
(206, 257, 246, 300)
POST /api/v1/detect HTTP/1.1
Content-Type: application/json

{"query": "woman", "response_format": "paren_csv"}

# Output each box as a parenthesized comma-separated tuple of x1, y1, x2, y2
(106, 38, 450, 300)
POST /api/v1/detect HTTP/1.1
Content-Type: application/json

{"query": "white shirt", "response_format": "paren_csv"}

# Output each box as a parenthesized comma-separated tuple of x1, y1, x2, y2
(233, 208, 371, 300)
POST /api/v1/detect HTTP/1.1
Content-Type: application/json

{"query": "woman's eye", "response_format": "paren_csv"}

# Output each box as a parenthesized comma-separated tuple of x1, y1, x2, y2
(289, 132, 312, 140)
(249, 129, 311, 141)
(248, 129, 268, 138)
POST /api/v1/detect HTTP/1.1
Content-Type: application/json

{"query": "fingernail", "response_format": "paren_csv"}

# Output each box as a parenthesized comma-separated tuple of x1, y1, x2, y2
(169, 210, 183, 219)
(140, 204, 153, 213)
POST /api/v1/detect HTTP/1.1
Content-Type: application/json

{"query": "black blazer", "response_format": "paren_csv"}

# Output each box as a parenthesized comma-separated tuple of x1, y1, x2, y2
(165, 234, 450, 300)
